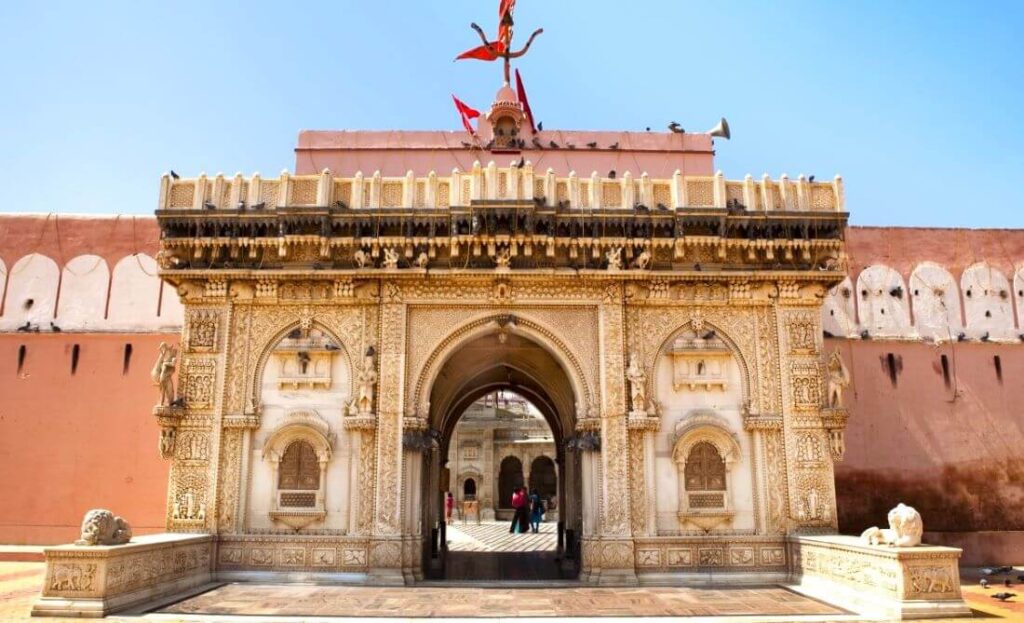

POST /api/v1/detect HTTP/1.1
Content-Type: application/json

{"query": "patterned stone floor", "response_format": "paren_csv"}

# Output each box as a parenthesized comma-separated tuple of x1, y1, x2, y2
(160, 583, 849, 618)
(447, 520, 557, 552)
(2, 558, 1023, 621)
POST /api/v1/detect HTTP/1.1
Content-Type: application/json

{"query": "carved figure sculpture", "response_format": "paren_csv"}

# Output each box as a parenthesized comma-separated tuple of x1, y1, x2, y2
(151, 342, 178, 407)
(354, 249, 370, 268)
(625, 352, 647, 413)
(606, 247, 623, 270)
(860, 503, 924, 547)
(159, 428, 176, 458)
(826, 349, 850, 409)
(356, 348, 378, 414)
(495, 248, 511, 269)
(414, 252, 429, 268)
(75, 509, 132, 546)
(382, 247, 400, 269)
(634, 249, 652, 270)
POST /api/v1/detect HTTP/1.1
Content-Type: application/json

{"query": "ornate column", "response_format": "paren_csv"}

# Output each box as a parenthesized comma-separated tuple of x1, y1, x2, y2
(368, 284, 406, 583)
(594, 285, 637, 584)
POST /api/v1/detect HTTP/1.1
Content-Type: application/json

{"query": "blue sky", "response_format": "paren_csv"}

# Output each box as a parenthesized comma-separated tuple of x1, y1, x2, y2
(1, 0, 1022, 227)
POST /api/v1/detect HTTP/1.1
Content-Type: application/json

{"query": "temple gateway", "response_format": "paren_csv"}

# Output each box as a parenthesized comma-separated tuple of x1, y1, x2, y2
(27, 5, 978, 619)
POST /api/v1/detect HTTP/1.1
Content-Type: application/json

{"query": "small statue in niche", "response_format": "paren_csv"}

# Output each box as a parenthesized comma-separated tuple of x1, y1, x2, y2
(605, 247, 623, 270)
(625, 352, 647, 413)
(806, 488, 819, 519)
(382, 248, 400, 269)
(495, 248, 511, 269)
(356, 347, 378, 415)
(353, 249, 370, 269)
(297, 351, 311, 374)
(414, 252, 429, 268)
(825, 349, 850, 409)
(861, 503, 924, 547)
(633, 249, 651, 270)
(151, 342, 178, 407)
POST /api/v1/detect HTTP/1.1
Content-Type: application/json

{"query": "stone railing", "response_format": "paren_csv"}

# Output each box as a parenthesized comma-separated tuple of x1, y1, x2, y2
(788, 535, 970, 620)
(32, 533, 213, 618)
(159, 165, 845, 213)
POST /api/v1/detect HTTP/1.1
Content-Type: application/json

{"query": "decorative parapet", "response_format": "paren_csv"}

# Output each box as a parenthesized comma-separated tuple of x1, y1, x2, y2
(788, 535, 970, 620)
(159, 167, 845, 213)
(32, 533, 213, 618)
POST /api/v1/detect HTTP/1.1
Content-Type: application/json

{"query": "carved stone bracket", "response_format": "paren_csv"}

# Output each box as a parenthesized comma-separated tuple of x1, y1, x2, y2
(153, 405, 185, 459)
(820, 407, 850, 462)
(742, 413, 784, 432)
(626, 414, 660, 431)
(343, 414, 377, 432)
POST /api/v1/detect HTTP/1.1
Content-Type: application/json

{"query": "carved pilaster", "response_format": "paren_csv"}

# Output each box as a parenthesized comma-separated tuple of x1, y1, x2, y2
(370, 295, 406, 581)
(597, 291, 636, 583)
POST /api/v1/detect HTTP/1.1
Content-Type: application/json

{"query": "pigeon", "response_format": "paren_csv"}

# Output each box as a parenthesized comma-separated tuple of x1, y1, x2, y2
(515, 157, 525, 168)
(981, 331, 991, 342)
(287, 328, 302, 339)
(702, 330, 716, 340)
(237, 200, 245, 210)
(484, 139, 495, 150)
(170, 170, 180, 180)
(823, 330, 835, 338)
(995, 566, 1014, 575)
(668, 121, 684, 133)
(860, 329, 871, 340)
(532, 137, 544, 149)
(809, 175, 816, 183)
(656, 203, 669, 211)
(334, 200, 348, 210)
(645, 127, 651, 131)
(980, 578, 990, 588)
(586, 142, 598, 148)
(170, 397, 187, 408)
(461, 141, 473, 148)
(1005, 578, 1013, 587)
(549, 140, 559, 149)
(203, 200, 216, 210)
(325, 343, 340, 351)
(50, 322, 61, 333)
(992, 592, 1016, 602)
(1018, 574, 1024, 583)
(694, 263, 702, 271)
(956, 332, 967, 341)
(609, 142, 619, 149)
(608, 170, 616, 179)
(16, 321, 31, 332)
(567, 143, 576, 149)
(537, 121, 543, 131)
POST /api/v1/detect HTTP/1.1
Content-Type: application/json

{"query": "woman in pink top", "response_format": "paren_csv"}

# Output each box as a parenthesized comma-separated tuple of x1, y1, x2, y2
(445, 491, 455, 523)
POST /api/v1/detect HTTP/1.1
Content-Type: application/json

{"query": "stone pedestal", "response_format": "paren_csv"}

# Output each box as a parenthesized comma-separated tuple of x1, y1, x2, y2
(788, 535, 971, 620)
(32, 533, 213, 618)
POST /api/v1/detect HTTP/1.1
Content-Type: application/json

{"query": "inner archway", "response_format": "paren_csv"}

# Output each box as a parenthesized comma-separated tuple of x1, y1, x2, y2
(420, 326, 583, 581)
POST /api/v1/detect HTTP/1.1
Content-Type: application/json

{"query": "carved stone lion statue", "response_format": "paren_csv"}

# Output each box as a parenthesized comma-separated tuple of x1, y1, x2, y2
(860, 503, 923, 547)
(75, 509, 132, 546)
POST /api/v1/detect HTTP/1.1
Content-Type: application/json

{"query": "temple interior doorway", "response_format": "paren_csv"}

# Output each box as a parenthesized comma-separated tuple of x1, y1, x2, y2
(420, 328, 583, 582)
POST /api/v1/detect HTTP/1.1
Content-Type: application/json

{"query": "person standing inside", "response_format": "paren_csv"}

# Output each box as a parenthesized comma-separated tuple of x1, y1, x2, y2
(509, 487, 526, 533)
(529, 488, 544, 533)
(445, 491, 455, 523)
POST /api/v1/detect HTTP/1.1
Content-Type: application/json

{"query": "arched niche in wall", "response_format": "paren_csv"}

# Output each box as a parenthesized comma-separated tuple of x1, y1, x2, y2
(261, 410, 333, 531)
(107, 254, 162, 330)
(498, 455, 524, 510)
(856, 264, 912, 338)
(0, 253, 59, 330)
(650, 322, 753, 533)
(1015, 267, 1024, 332)
(909, 262, 962, 341)
(247, 323, 353, 533)
(961, 262, 1015, 340)
(822, 276, 857, 338)
(671, 412, 742, 532)
(56, 255, 109, 331)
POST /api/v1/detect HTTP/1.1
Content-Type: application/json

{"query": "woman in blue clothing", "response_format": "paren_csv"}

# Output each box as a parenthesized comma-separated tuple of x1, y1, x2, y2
(528, 488, 544, 533)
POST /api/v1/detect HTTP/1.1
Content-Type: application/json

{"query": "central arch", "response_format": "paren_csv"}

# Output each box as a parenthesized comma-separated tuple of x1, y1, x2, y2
(419, 320, 584, 581)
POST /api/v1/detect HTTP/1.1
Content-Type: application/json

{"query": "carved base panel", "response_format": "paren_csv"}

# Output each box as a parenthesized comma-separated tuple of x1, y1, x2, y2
(788, 535, 970, 620)
(634, 536, 788, 578)
(216, 535, 369, 574)
(33, 534, 213, 618)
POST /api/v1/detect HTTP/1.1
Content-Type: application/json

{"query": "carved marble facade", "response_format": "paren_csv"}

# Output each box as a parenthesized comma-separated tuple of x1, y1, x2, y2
(153, 166, 849, 583)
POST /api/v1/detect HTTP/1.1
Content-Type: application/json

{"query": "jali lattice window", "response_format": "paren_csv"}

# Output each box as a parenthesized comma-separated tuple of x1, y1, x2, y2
(684, 442, 726, 492)
(278, 440, 320, 491)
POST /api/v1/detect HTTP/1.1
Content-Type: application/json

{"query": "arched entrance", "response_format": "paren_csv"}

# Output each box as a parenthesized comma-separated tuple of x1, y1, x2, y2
(419, 324, 584, 581)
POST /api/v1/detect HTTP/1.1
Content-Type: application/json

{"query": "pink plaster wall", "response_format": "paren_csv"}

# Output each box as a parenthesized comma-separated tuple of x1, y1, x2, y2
(295, 130, 715, 178)
(0, 333, 173, 543)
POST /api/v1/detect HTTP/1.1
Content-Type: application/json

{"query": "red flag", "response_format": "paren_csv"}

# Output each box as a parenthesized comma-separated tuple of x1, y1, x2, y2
(455, 40, 506, 62)
(515, 69, 536, 133)
(498, 0, 516, 41)
(452, 95, 481, 135)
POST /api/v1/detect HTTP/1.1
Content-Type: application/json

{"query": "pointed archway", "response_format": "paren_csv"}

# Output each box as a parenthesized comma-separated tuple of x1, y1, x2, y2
(419, 324, 584, 581)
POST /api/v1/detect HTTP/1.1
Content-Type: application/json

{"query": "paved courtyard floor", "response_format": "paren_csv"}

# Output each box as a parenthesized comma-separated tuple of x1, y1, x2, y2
(3, 558, 1024, 622)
